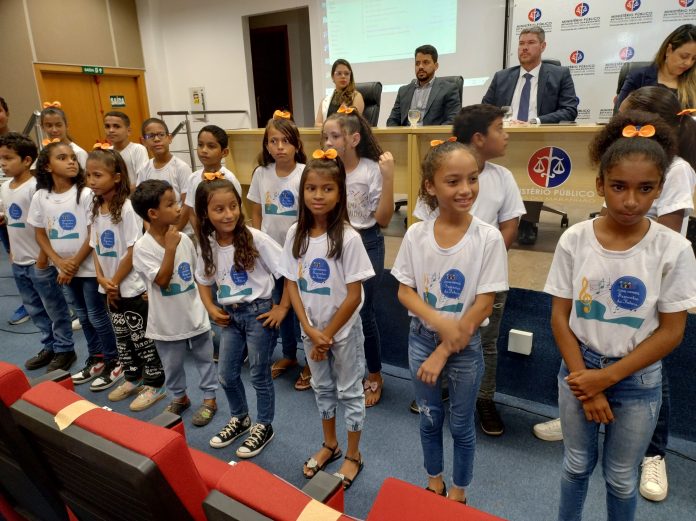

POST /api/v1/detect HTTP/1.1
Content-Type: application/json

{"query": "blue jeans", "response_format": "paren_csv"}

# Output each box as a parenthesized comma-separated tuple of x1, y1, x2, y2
(304, 319, 365, 432)
(272, 277, 299, 360)
(408, 317, 483, 488)
(61, 277, 117, 361)
(558, 346, 661, 521)
(646, 365, 669, 458)
(13, 263, 74, 353)
(218, 299, 277, 425)
(358, 224, 384, 374)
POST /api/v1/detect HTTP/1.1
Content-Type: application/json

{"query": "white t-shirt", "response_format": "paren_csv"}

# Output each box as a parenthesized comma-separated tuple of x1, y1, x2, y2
(346, 158, 382, 229)
(89, 199, 145, 297)
(132, 232, 210, 341)
(28, 185, 95, 277)
(648, 156, 695, 236)
(116, 142, 149, 189)
(413, 162, 526, 227)
(392, 217, 508, 328)
(544, 219, 696, 358)
(195, 227, 282, 304)
(184, 167, 242, 210)
(135, 156, 192, 204)
(247, 163, 304, 245)
(0, 176, 41, 265)
(70, 142, 88, 169)
(279, 223, 375, 342)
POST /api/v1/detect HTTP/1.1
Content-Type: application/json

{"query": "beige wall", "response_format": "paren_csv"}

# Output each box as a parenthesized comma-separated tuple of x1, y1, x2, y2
(0, 0, 144, 131)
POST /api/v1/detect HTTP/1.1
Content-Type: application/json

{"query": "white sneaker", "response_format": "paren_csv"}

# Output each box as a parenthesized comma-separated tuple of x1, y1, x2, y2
(533, 418, 563, 441)
(640, 456, 668, 501)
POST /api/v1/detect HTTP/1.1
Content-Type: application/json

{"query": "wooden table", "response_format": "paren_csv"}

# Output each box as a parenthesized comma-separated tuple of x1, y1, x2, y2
(226, 124, 606, 226)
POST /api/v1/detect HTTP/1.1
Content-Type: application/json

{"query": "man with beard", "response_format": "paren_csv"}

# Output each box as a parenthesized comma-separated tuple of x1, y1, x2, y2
(386, 45, 462, 126)
(482, 26, 578, 124)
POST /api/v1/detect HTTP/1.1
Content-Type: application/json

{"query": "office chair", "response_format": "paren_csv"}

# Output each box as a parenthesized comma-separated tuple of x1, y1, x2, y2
(355, 82, 383, 126)
(440, 75, 464, 105)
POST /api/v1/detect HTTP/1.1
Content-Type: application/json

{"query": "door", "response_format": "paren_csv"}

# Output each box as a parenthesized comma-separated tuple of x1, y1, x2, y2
(35, 64, 150, 150)
(249, 26, 292, 128)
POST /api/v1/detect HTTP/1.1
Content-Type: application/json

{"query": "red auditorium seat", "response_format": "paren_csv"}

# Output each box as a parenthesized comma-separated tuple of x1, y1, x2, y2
(0, 361, 75, 521)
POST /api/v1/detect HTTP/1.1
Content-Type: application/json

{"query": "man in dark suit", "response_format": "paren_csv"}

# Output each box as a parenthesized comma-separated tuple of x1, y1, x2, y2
(482, 27, 578, 124)
(386, 45, 461, 126)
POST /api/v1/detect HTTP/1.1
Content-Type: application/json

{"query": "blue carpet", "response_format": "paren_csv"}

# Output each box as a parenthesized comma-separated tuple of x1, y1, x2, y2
(1, 257, 695, 520)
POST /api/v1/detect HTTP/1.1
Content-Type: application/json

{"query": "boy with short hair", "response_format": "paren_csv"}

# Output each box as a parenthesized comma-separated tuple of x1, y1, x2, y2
(0, 132, 77, 371)
(136, 118, 192, 231)
(413, 104, 526, 436)
(131, 179, 218, 425)
(104, 111, 148, 191)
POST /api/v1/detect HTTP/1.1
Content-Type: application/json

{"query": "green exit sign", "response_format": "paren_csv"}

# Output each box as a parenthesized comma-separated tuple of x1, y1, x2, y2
(82, 66, 104, 75)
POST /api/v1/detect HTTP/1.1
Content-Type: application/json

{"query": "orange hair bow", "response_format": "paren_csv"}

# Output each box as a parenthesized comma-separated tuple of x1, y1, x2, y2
(312, 148, 338, 160)
(337, 105, 355, 114)
(41, 138, 61, 146)
(203, 171, 225, 181)
(92, 139, 111, 150)
(622, 124, 655, 138)
(677, 108, 696, 116)
(273, 110, 291, 119)
(430, 136, 457, 147)
(42, 101, 62, 109)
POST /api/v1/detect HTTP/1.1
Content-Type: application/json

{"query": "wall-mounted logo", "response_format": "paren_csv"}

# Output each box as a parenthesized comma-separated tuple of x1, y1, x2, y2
(570, 50, 585, 64)
(575, 2, 590, 16)
(528, 8, 542, 22)
(619, 46, 635, 61)
(679, 0, 694, 7)
(528, 147, 572, 188)
(625, 0, 641, 11)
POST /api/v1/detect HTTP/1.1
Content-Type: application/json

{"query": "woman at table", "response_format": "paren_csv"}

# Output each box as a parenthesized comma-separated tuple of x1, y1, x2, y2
(315, 59, 365, 126)
(616, 24, 696, 109)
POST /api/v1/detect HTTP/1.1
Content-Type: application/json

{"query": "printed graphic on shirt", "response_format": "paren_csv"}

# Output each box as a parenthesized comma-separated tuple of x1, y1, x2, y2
(347, 188, 370, 223)
(297, 257, 331, 295)
(7, 203, 25, 227)
(161, 261, 195, 296)
(264, 189, 297, 216)
(48, 212, 80, 239)
(575, 275, 646, 329)
(422, 269, 465, 313)
(218, 266, 253, 299)
(96, 230, 118, 257)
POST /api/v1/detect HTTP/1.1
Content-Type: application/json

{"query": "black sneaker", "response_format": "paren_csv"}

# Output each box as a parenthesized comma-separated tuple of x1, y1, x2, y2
(46, 351, 77, 373)
(235, 423, 274, 459)
(25, 348, 54, 370)
(209, 415, 251, 449)
(90, 359, 125, 391)
(71, 356, 105, 385)
(477, 398, 504, 436)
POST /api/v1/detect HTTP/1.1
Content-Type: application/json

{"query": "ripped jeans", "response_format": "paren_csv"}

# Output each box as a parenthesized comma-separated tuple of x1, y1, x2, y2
(558, 346, 662, 521)
(408, 317, 483, 489)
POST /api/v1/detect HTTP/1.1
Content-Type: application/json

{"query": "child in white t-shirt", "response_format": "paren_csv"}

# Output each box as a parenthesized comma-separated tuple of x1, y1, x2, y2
(547, 113, 696, 521)
(322, 107, 395, 407)
(103, 111, 149, 191)
(247, 112, 307, 388)
(29, 142, 119, 389)
(87, 147, 165, 411)
(195, 177, 288, 458)
(182, 125, 242, 235)
(136, 118, 192, 231)
(392, 140, 508, 503)
(39, 102, 88, 168)
(0, 132, 76, 372)
(131, 179, 218, 426)
(280, 150, 374, 490)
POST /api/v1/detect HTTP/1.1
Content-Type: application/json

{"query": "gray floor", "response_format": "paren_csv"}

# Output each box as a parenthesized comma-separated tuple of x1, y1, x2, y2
(1, 252, 695, 520)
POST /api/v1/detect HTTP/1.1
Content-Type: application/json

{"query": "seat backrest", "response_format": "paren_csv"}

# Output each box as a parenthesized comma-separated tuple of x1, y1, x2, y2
(440, 75, 463, 105)
(0, 362, 71, 521)
(11, 381, 210, 521)
(542, 58, 562, 67)
(366, 477, 507, 521)
(355, 81, 382, 126)
(617, 61, 651, 94)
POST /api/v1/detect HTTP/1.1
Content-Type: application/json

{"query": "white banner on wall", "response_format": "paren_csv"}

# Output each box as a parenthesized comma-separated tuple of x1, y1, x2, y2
(509, 0, 696, 122)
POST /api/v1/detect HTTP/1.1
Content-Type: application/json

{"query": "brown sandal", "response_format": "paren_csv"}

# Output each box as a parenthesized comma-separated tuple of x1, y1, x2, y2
(294, 366, 312, 391)
(333, 453, 364, 490)
(303, 442, 342, 479)
(271, 358, 298, 379)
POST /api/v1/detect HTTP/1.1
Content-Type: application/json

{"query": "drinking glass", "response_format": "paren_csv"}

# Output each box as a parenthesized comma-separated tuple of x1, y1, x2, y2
(407, 109, 421, 128)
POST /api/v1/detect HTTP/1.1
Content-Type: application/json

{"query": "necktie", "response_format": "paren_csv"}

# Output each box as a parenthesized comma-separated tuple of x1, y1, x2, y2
(517, 73, 533, 122)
